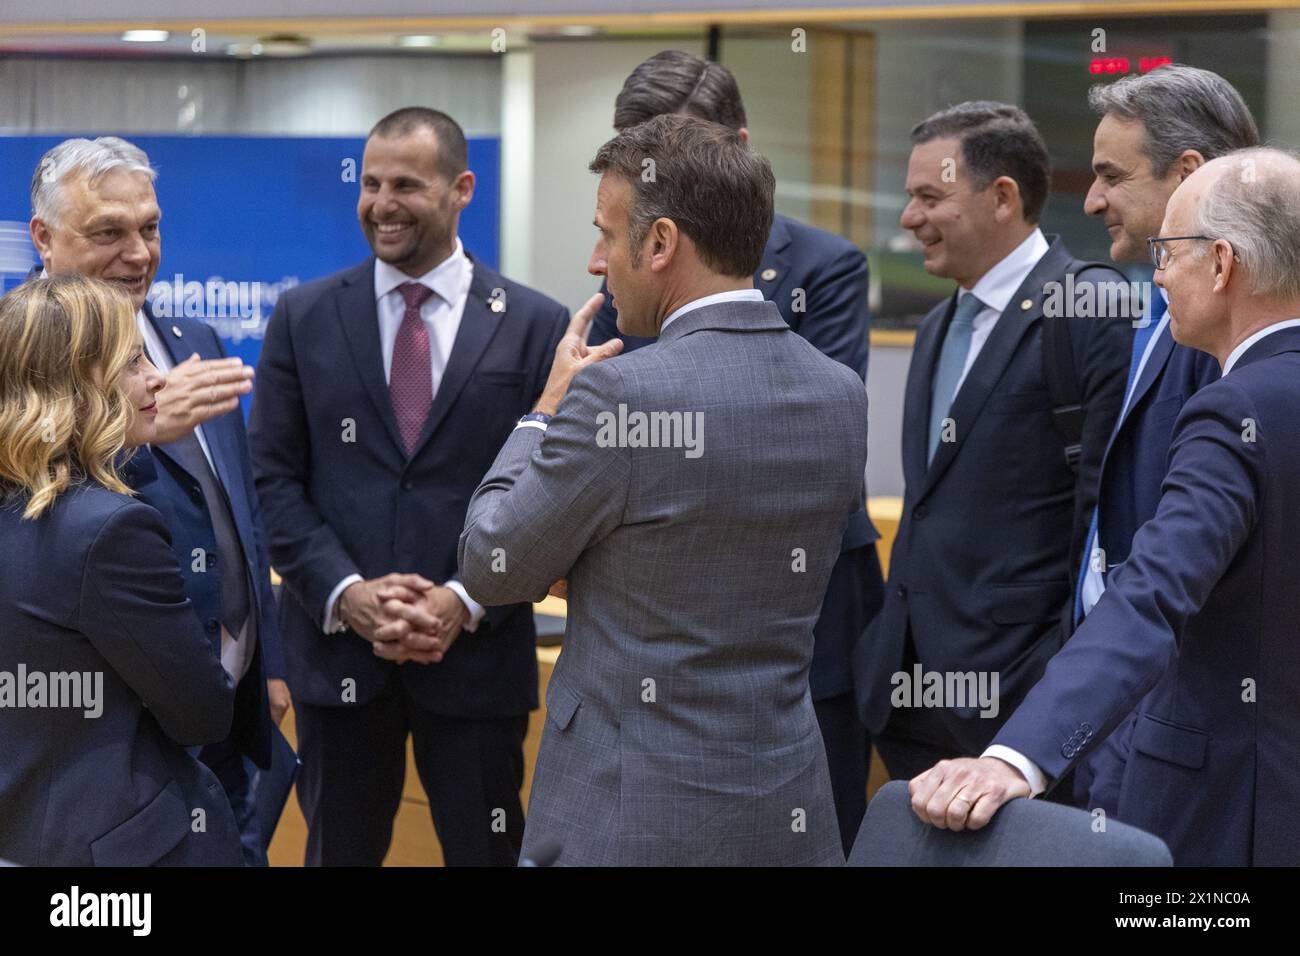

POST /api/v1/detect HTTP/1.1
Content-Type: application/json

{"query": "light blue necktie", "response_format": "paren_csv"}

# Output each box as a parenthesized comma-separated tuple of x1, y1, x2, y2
(1072, 292, 1169, 622)
(928, 292, 984, 463)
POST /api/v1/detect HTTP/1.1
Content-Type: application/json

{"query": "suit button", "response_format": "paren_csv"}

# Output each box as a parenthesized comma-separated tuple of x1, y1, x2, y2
(402, 481, 414, 492)
(189, 489, 204, 506)
(896, 585, 907, 598)
(205, 619, 219, 634)
(912, 504, 928, 519)
(1061, 745, 1076, 759)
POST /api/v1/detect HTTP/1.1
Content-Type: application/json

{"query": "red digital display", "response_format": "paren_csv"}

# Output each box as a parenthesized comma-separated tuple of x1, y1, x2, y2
(1089, 54, 1174, 76)
(1089, 57, 1130, 74)
(1139, 56, 1173, 72)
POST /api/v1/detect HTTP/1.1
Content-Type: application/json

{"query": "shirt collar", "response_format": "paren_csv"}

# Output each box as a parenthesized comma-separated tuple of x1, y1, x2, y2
(960, 228, 1050, 314)
(661, 288, 764, 334)
(1222, 317, 1300, 376)
(373, 237, 467, 305)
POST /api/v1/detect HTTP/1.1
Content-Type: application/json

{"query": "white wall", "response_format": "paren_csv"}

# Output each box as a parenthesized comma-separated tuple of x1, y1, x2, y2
(506, 35, 706, 308)
(0, 54, 500, 135)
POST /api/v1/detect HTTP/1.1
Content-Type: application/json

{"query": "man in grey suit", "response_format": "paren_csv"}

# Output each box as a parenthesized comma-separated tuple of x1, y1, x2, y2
(456, 115, 867, 866)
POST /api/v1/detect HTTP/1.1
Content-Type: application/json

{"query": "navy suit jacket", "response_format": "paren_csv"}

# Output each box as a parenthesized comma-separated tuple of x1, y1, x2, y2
(125, 301, 285, 771)
(0, 484, 242, 866)
(248, 255, 568, 716)
(853, 237, 1132, 750)
(993, 327, 1300, 865)
(1072, 314, 1220, 811)
(589, 212, 881, 699)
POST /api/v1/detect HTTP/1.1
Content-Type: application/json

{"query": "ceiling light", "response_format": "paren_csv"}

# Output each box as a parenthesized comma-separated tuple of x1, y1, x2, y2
(398, 35, 442, 48)
(121, 30, 169, 42)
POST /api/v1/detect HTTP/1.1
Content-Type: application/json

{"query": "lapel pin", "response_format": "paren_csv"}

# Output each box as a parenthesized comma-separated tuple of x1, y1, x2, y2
(488, 287, 507, 313)
(760, 268, 778, 282)
(1020, 298, 1033, 311)
(490, 298, 506, 313)
(171, 325, 183, 337)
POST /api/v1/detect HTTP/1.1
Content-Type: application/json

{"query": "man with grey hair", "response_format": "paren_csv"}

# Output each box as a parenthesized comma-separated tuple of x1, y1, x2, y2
(1055, 65, 1258, 812)
(28, 136, 290, 865)
(909, 148, 1300, 866)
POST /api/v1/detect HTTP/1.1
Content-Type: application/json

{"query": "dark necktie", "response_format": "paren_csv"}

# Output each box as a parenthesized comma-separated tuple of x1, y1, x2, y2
(390, 282, 436, 455)
(163, 428, 250, 641)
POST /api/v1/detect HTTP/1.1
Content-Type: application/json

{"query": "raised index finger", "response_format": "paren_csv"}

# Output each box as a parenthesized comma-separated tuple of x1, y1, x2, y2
(567, 292, 606, 344)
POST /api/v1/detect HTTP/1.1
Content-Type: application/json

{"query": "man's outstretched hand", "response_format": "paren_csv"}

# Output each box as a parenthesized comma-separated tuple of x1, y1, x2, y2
(533, 293, 624, 417)
(908, 756, 1031, 831)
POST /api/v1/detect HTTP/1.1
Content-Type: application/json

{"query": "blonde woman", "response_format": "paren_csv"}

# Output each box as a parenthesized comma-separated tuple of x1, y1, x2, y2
(0, 276, 241, 866)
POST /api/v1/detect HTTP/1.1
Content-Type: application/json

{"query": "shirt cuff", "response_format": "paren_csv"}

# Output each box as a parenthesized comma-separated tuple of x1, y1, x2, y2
(443, 579, 485, 633)
(323, 574, 363, 634)
(982, 745, 1048, 797)
(514, 419, 548, 433)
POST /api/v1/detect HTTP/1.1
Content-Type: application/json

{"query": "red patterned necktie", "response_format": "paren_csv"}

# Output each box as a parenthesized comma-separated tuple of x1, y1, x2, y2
(390, 281, 436, 454)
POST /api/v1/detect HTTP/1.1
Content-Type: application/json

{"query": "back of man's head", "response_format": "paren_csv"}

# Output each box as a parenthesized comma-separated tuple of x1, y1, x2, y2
(910, 100, 1051, 224)
(1088, 64, 1259, 172)
(589, 113, 774, 279)
(613, 51, 747, 132)
(1196, 148, 1300, 304)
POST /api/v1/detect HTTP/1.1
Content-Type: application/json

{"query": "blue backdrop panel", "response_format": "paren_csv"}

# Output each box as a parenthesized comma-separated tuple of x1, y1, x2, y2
(0, 134, 500, 387)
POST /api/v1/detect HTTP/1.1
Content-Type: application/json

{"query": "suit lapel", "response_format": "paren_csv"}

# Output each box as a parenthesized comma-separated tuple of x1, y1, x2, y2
(145, 301, 195, 372)
(756, 216, 792, 305)
(1101, 320, 1175, 468)
(333, 259, 408, 457)
(143, 303, 203, 486)
(903, 298, 950, 491)
(405, 255, 505, 460)
(914, 242, 1069, 500)
(142, 304, 259, 573)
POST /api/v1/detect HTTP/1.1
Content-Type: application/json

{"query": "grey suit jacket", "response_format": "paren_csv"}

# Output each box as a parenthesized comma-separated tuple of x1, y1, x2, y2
(459, 298, 868, 866)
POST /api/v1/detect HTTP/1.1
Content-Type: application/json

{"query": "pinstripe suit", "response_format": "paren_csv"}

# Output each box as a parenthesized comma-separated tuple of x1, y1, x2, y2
(460, 298, 868, 865)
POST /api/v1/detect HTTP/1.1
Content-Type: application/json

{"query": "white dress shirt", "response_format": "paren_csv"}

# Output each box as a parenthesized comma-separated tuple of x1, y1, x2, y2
(513, 287, 766, 437)
(989, 311, 1300, 798)
(951, 228, 1051, 397)
(1221, 317, 1300, 375)
(323, 239, 485, 634)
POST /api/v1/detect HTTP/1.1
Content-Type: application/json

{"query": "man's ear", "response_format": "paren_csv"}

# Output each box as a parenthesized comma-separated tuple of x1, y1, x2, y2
(29, 216, 52, 262)
(452, 170, 476, 211)
(648, 217, 679, 273)
(991, 175, 1023, 224)
(738, 127, 750, 144)
(1176, 149, 1207, 182)
(1211, 238, 1236, 293)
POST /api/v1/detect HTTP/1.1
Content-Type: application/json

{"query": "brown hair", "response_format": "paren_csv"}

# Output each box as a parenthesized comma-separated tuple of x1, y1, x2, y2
(613, 50, 747, 132)
(0, 275, 138, 518)
(589, 114, 774, 278)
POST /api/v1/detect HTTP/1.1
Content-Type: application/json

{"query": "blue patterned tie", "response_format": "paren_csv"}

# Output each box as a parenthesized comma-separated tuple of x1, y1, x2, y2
(928, 292, 984, 463)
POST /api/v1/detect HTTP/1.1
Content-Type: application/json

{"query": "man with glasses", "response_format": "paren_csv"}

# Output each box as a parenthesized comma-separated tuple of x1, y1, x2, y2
(908, 147, 1300, 866)
(1044, 66, 1257, 815)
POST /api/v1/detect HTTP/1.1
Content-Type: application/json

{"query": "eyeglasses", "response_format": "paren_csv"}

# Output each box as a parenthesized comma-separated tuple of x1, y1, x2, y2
(1147, 235, 1238, 271)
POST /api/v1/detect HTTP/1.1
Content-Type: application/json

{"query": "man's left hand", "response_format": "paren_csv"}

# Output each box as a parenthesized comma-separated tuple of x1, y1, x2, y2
(908, 756, 1031, 831)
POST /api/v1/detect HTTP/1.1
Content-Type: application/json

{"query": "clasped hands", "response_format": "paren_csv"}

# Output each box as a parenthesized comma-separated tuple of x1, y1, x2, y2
(338, 573, 469, 664)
